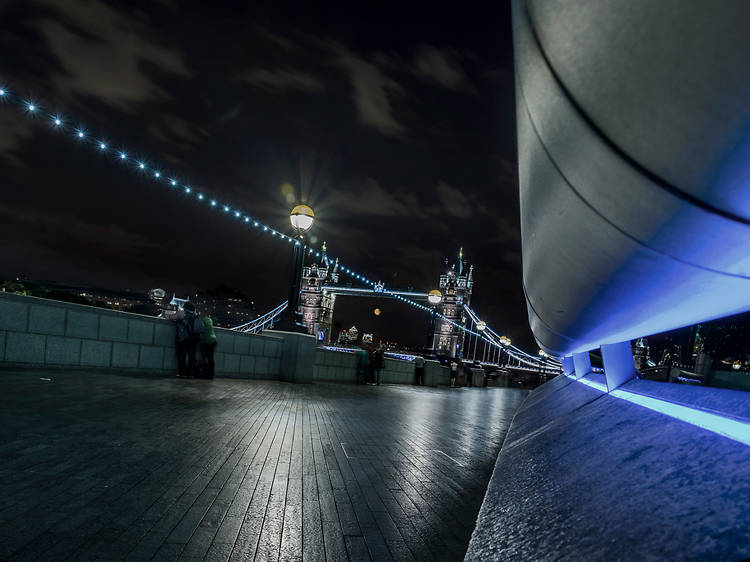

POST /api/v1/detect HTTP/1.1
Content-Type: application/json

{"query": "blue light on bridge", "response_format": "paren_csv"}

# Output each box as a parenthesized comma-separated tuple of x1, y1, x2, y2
(77, 130, 85, 138)
(120, 152, 126, 159)
(198, 194, 204, 200)
(244, 217, 249, 223)
(0, 89, 5, 96)
(99, 142, 106, 150)
(223, 205, 229, 212)
(54, 117, 61, 126)
(154, 171, 161, 178)
(170, 179, 177, 186)
(138, 162, 145, 169)
(211, 200, 217, 206)
(184, 187, 191, 193)
(27, 103, 36, 112)
(234, 211, 240, 218)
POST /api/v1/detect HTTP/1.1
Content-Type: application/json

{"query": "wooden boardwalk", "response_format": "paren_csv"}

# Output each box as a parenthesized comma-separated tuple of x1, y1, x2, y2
(0, 371, 527, 561)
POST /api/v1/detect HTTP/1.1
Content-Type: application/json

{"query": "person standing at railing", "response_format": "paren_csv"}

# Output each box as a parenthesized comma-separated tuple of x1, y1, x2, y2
(414, 355, 425, 385)
(164, 301, 203, 378)
(200, 314, 217, 379)
(373, 347, 385, 386)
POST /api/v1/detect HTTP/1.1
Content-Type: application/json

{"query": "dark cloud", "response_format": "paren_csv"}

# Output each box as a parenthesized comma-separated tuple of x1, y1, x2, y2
(240, 68, 324, 93)
(334, 47, 406, 137)
(32, 0, 190, 111)
(413, 45, 474, 92)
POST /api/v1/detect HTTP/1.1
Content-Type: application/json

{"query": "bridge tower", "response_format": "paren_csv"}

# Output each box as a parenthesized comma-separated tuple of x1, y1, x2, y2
(299, 242, 339, 342)
(431, 249, 473, 358)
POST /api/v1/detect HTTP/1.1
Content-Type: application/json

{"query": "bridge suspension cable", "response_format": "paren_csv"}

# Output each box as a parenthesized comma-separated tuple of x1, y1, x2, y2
(231, 301, 288, 333)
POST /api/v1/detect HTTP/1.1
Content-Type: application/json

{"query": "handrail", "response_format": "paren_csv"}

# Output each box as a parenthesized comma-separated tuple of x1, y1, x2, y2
(231, 301, 288, 333)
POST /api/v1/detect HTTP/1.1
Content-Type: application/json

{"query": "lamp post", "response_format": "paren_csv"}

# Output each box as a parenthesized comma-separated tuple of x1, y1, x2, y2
(423, 289, 442, 357)
(275, 204, 314, 333)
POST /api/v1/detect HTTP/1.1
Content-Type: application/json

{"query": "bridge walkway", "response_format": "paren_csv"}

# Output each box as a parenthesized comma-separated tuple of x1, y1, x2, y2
(0, 371, 526, 561)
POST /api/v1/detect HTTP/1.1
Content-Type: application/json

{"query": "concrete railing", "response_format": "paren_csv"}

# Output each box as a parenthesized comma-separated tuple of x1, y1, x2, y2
(0, 292, 451, 386)
(0, 292, 283, 378)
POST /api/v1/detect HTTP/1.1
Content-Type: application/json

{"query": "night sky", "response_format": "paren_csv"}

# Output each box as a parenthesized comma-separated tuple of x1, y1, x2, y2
(0, 1, 529, 349)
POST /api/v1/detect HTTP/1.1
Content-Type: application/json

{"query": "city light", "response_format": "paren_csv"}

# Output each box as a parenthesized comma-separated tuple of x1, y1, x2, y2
(77, 130, 85, 138)
(99, 142, 106, 150)
(54, 118, 61, 126)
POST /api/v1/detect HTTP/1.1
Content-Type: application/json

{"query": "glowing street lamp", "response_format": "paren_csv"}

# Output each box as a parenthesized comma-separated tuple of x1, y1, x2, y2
(476, 320, 487, 331)
(290, 204, 314, 233)
(423, 289, 443, 357)
(276, 204, 315, 333)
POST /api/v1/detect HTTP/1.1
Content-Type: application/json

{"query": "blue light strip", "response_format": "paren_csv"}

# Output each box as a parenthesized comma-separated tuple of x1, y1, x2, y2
(566, 374, 750, 447)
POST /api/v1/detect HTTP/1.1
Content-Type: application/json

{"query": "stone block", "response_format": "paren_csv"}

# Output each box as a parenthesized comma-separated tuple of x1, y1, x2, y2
(269, 358, 281, 375)
(81, 340, 111, 367)
(139, 346, 164, 369)
(66, 310, 99, 339)
(128, 319, 154, 345)
(214, 352, 225, 372)
(223, 353, 240, 373)
(263, 339, 281, 358)
(112, 342, 139, 368)
(250, 337, 264, 356)
(255, 356, 269, 376)
(277, 332, 315, 383)
(0, 299, 28, 331)
(233, 335, 250, 355)
(163, 351, 177, 372)
(100, 316, 128, 342)
(153, 322, 174, 346)
(5, 332, 45, 364)
(240, 355, 255, 374)
(45, 336, 81, 365)
(29, 305, 65, 335)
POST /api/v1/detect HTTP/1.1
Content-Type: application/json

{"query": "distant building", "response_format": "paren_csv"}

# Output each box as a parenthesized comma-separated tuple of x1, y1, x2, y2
(337, 325, 359, 346)
(193, 287, 257, 328)
(431, 249, 473, 357)
(300, 242, 340, 342)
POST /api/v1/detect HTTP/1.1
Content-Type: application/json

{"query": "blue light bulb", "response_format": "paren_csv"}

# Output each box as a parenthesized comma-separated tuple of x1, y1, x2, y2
(184, 187, 191, 193)
(77, 130, 84, 138)
(99, 143, 106, 150)
(234, 211, 240, 218)
(210, 200, 217, 206)
(120, 152, 126, 159)
(138, 162, 145, 169)
(223, 206, 229, 212)
(0, 89, 5, 96)
(198, 194, 204, 200)
(54, 118, 61, 126)
(154, 171, 160, 178)
(170, 179, 177, 186)
(28, 104, 36, 112)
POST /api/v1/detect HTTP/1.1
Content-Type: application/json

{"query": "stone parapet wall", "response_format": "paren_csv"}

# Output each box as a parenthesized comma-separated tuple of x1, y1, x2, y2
(0, 292, 282, 378)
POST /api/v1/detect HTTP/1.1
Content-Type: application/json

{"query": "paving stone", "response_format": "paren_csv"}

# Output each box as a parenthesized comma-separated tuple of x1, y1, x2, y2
(0, 370, 527, 561)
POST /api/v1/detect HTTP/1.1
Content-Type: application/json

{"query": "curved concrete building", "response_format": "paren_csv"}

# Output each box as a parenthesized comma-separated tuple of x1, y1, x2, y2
(514, 0, 750, 358)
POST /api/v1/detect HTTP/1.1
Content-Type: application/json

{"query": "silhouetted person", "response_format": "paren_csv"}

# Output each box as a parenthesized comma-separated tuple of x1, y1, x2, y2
(165, 302, 203, 378)
(450, 360, 458, 387)
(200, 314, 217, 379)
(373, 347, 385, 385)
(414, 355, 425, 385)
